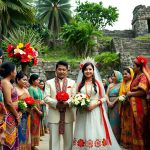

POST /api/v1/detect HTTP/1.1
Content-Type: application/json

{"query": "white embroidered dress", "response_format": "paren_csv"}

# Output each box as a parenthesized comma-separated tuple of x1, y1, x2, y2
(72, 84, 121, 150)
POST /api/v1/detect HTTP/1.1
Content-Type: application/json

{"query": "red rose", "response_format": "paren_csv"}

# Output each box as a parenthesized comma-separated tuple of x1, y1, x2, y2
(34, 57, 38, 66)
(80, 64, 83, 69)
(8, 52, 14, 57)
(56, 92, 69, 101)
(25, 43, 30, 49)
(77, 139, 85, 148)
(7, 44, 14, 52)
(21, 54, 30, 62)
(24, 97, 35, 105)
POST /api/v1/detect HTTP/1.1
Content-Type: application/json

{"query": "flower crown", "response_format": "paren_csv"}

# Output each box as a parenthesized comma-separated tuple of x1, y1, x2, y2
(80, 57, 96, 69)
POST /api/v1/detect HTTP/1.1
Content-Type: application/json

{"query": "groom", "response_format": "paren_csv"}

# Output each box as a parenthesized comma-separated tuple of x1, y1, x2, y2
(44, 61, 76, 150)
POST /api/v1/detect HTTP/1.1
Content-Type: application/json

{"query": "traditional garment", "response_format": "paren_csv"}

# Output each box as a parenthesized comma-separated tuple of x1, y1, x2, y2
(39, 91, 45, 136)
(3, 87, 19, 150)
(130, 73, 149, 150)
(28, 86, 42, 147)
(73, 81, 121, 150)
(119, 68, 134, 148)
(40, 89, 47, 134)
(0, 81, 6, 150)
(18, 93, 31, 150)
(108, 70, 122, 143)
(44, 77, 76, 150)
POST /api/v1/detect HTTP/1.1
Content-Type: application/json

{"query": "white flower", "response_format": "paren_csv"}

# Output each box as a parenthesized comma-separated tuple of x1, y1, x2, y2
(81, 99, 86, 106)
(74, 100, 80, 105)
(23, 102, 27, 108)
(118, 95, 126, 102)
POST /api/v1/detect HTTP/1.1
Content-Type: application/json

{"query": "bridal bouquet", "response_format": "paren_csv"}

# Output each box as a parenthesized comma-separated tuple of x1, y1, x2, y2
(118, 95, 128, 103)
(18, 100, 27, 112)
(6, 43, 38, 66)
(71, 93, 90, 111)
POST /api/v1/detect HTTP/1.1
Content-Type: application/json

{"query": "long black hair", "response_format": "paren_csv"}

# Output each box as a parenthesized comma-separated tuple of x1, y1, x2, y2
(78, 62, 97, 94)
(0, 62, 16, 78)
(29, 74, 39, 85)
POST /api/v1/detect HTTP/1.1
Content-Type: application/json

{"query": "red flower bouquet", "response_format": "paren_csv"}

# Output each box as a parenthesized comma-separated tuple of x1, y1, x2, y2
(24, 97, 36, 108)
(6, 43, 38, 66)
(56, 92, 69, 102)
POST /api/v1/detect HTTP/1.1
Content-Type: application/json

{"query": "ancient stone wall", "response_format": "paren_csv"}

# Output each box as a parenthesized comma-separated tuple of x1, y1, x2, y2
(132, 5, 150, 36)
(112, 37, 150, 68)
(30, 61, 80, 81)
(103, 29, 134, 38)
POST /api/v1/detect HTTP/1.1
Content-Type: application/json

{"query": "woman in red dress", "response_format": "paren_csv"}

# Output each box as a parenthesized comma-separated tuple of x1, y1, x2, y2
(127, 56, 150, 150)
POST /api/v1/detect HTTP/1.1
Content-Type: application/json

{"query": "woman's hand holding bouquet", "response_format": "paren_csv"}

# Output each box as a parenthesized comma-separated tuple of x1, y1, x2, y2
(71, 93, 90, 112)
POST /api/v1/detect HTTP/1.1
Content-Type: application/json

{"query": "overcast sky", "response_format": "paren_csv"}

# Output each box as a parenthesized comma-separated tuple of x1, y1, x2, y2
(71, 0, 150, 30)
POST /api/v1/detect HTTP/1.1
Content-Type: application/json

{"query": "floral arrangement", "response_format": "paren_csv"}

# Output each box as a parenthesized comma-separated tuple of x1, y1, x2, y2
(24, 97, 36, 108)
(118, 95, 128, 103)
(56, 92, 69, 102)
(18, 100, 27, 112)
(6, 43, 38, 66)
(71, 93, 90, 111)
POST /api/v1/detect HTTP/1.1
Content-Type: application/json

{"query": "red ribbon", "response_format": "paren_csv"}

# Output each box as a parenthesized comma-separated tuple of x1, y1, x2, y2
(95, 80, 112, 145)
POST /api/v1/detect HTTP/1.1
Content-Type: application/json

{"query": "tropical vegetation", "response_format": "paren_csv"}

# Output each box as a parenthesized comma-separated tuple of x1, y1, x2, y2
(0, 0, 35, 38)
(36, 0, 72, 37)
(75, 1, 119, 29)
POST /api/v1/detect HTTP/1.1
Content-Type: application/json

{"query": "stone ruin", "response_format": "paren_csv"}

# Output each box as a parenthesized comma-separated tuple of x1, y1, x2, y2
(31, 5, 150, 80)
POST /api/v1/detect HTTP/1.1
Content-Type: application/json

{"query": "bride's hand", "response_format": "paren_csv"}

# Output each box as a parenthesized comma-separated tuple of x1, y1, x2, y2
(86, 101, 101, 111)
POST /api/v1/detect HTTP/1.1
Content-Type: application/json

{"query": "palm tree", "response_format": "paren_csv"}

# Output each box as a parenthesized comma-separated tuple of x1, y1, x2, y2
(0, 0, 35, 38)
(37, 0, 72, 37)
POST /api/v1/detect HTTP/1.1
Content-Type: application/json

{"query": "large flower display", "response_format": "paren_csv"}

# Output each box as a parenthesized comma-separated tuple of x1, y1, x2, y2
(6, 42, 38, 66)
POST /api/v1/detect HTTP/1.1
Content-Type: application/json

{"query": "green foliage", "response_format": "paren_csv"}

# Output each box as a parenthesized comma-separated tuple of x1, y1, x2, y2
(135, 36, 150, 41)
(2, 27, 43, 51)
(36, 0, 72, 37)
(41, 44, 81, 61)
(0, 0, 35, 37)
(18, 100, 27, 112)
(75, 1, 119, 29)
(95, 52, 120, 74)
(61, 20, 102, 57)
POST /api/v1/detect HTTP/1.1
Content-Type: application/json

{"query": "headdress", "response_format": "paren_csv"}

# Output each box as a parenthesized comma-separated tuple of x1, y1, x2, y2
(134, 55, 150, 84)
(134, 55, 148, 67)
(119, 67, 134, 95)
(80, 57, 96, 69)
(77, 57, 105, 98)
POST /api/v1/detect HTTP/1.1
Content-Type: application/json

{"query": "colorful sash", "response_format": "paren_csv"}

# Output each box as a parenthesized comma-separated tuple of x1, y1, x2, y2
(55, 77, 68, 134)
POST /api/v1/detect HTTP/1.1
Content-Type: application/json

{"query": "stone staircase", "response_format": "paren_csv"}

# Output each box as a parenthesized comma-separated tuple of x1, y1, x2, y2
(112, 38, 150, 68)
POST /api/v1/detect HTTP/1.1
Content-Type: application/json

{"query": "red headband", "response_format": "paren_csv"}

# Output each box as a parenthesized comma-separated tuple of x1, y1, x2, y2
(134, 56, 148, 67)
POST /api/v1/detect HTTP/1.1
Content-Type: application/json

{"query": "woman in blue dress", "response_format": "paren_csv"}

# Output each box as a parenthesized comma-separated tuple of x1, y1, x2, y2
(106, 70, 122, 143)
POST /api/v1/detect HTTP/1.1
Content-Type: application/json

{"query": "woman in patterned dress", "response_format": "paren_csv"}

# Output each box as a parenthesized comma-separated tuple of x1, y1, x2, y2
(28, 74, 43, 150)
(73, 62, 121, 150)
(16, 71, 31, 150)
(127, 56, 150, 150)
(0, 62, 22, 150)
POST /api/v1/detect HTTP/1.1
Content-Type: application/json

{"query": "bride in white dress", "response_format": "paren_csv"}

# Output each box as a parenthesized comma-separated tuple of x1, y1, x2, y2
(72, 58, 121, 150)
